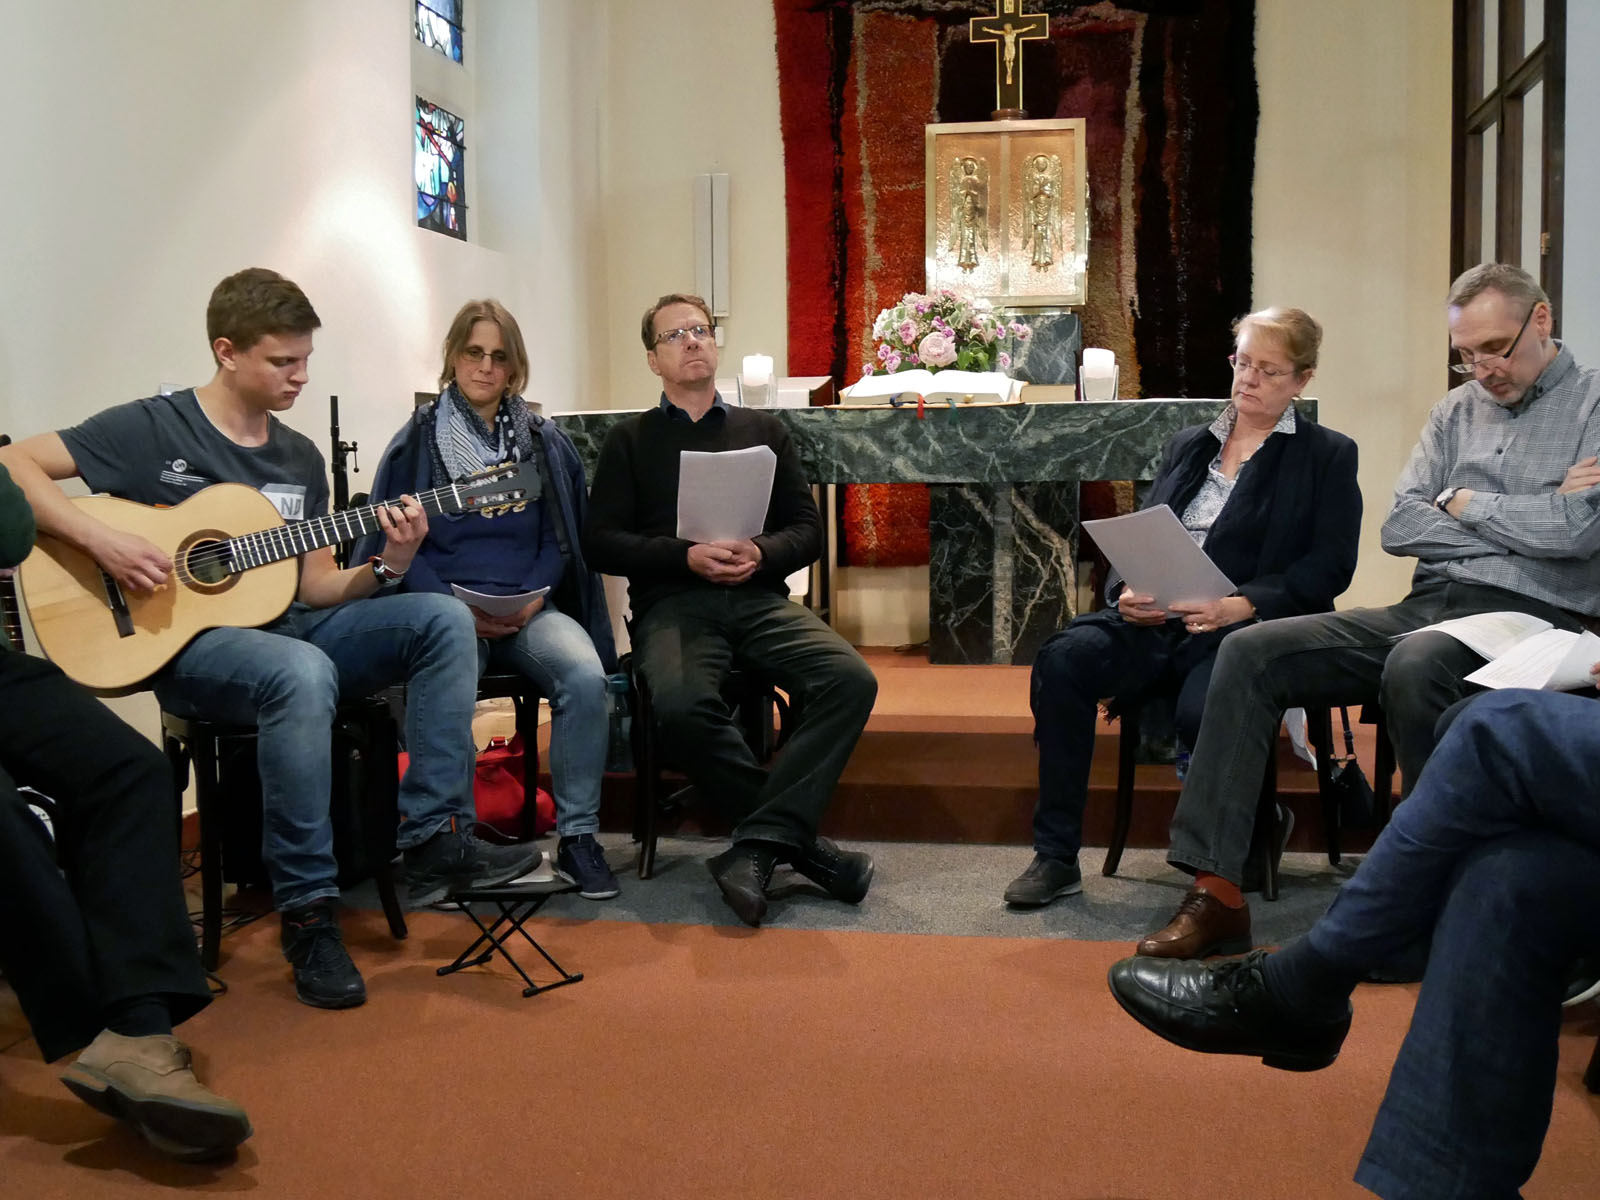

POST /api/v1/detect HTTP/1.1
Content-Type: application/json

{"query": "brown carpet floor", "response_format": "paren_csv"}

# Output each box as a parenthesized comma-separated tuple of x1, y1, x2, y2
(3, 908, 1597, 1198)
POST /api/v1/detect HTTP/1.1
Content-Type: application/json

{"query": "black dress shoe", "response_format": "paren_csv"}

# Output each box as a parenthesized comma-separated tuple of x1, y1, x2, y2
(789, 836, 874, 904)
(1107, 949, 1350, 1072)
(706, 842, 779, 927)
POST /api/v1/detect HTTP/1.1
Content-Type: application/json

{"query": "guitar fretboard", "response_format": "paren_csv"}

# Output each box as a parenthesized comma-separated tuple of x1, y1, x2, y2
(225, 483, 466, 571)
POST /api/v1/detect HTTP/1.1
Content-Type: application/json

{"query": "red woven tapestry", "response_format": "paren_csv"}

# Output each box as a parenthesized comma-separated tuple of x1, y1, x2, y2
(774, 0, 1258, 567)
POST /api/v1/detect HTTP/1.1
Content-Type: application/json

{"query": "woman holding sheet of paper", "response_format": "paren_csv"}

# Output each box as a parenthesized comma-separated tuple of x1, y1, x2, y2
(359, 299, 620, 899)
(1004, 308, 1362, 908)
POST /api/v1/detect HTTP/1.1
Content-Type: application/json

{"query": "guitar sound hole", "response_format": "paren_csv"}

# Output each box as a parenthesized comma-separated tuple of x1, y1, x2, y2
(184, 539, 232, 585)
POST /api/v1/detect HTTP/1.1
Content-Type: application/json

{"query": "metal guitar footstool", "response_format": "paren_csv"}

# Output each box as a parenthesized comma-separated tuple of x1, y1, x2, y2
(436, 878, 584, 998)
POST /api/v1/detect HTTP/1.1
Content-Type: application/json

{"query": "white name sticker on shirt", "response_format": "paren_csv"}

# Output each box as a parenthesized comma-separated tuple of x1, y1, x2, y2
(259, 484, 307, 521)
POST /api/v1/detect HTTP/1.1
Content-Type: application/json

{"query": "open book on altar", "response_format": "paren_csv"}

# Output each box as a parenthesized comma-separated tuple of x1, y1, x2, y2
(1399, 612, 1600, 691)
(838, 369, 1023, 406)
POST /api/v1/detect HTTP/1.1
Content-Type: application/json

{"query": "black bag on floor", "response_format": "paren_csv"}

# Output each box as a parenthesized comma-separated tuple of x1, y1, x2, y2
(1327, 706, 1380, 829)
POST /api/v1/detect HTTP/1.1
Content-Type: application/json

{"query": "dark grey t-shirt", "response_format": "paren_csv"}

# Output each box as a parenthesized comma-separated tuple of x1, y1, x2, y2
(60, 390, 329, 522)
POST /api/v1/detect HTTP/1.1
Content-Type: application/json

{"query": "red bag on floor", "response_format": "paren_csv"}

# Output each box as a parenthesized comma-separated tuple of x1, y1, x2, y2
(474, 732, 555, 839)
(399, 733, 555, 840)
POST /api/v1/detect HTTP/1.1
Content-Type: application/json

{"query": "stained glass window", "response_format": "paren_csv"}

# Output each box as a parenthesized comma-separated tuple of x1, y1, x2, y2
(414, 0, 463, 64)
(415, 98, 467, 240)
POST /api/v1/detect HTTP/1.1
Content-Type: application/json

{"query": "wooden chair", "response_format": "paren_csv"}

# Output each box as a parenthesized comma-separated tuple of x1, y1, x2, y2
(161, 697, 408, 970)
(625, 657, 793, 880)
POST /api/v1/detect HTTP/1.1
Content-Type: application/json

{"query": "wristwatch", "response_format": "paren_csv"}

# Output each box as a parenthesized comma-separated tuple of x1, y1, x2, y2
(368, 556, 406, 583)
(1434, 486, 1460, 512)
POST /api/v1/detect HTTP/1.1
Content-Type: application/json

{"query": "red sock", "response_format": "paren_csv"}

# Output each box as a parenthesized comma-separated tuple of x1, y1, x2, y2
(1195, 872, 1245, 909)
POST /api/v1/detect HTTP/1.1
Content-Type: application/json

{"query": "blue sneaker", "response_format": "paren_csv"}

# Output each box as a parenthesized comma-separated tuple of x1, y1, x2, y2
(556, 834, 621, 900)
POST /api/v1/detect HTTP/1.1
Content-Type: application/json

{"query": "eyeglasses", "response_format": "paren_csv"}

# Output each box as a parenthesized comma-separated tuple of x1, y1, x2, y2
(460, 346, 509, 367)
(1227, 354, 1295, 380)
(1450, 304, 1537, 375)
(654, 323, 714, 347)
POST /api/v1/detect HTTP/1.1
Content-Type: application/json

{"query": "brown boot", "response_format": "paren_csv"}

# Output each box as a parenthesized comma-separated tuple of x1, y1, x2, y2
(1136, 887, 1252, 958)
(60, 1030, 253, 1160)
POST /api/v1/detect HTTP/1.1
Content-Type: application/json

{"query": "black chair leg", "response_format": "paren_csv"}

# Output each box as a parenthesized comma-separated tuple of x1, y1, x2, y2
(1585, 1036, 1600, 1095)
(1103, 708, 1140, 878)
(1257, 750, 1281, 903)
(192, 735, 224, 972)
(633, 682, 660, 880)
(1307, 707, 1341, 866)
(373, 858, 408, 940)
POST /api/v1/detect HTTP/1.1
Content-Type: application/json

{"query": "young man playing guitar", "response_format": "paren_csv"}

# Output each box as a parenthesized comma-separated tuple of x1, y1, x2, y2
(0, 268, 537, 1010)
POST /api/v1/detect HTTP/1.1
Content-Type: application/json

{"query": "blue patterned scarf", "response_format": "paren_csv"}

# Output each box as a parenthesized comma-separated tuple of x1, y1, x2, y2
(429, 383, 536, 484)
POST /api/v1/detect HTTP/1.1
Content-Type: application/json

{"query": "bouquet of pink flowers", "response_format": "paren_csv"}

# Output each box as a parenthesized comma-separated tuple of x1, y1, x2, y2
(864, 289, 1030, 377)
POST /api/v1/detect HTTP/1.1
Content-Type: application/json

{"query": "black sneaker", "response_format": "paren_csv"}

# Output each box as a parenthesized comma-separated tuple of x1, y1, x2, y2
(1003, 853, 1083, 906)
(280, 901, 366, 1010)
(1108, 948, 1350, 1072)
(788, 836, 874, 904)
(556, 834, 621, 900)
(403, 818, 541, 906)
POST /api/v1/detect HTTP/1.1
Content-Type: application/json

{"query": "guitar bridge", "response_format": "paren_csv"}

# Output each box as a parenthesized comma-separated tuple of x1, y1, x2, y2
(99, 568, 135, 639)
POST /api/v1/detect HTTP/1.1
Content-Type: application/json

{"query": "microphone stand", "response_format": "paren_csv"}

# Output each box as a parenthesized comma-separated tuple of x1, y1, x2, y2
(328, 395, 359, 566)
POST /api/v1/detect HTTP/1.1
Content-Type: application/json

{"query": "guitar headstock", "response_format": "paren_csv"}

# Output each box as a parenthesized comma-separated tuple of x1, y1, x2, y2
(456, 461, 537, 515)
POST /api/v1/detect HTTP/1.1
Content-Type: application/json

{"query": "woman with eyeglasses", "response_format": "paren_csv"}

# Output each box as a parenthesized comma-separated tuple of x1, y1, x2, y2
(359, 299, 621, 901)
(1004, 307, 1363, 910)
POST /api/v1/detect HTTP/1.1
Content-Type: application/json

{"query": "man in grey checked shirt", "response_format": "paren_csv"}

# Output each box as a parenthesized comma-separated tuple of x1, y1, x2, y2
(1138, 262, 1600, 961)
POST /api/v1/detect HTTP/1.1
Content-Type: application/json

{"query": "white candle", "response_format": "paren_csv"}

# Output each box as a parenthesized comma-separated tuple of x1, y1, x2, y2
(741, 354, 774, 388)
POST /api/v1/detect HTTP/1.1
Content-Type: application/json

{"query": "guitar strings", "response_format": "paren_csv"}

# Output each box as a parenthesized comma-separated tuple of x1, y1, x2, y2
(169, 477, 511, 577)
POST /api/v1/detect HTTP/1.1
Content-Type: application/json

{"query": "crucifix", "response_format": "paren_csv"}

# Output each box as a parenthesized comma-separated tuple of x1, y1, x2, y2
(969, 0, 1049, 119)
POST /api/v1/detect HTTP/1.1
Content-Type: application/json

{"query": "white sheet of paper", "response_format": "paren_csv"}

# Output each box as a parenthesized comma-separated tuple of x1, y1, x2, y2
(1398, 611, 1553, 660)
(1465, 628, 1600, 691)
(676, 445, 777, 542)
(1081, 506, 1237, 610)
(450, 584, 550, 617)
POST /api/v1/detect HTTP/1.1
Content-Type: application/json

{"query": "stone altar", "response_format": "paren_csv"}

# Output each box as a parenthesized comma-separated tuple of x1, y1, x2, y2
(553, 399, 1316, 666)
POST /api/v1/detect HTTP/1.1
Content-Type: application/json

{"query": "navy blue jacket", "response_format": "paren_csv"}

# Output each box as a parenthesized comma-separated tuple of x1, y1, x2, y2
(357, 405, 617, 672)
(1102, 408, 1362, 621)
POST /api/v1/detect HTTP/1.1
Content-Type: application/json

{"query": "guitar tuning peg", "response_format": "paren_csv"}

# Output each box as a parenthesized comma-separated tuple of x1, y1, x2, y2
(512, 502, 527, 513)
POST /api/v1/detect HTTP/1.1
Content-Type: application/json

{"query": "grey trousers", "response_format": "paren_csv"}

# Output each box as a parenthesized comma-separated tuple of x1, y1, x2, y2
(1166, 577, 1585, 883)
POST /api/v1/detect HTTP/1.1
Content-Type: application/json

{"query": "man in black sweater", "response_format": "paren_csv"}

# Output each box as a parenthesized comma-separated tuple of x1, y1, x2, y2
(584, 294, 878, 926)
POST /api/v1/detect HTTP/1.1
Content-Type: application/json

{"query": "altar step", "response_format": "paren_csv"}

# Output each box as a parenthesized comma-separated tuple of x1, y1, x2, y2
(551, 647, 1384, 854)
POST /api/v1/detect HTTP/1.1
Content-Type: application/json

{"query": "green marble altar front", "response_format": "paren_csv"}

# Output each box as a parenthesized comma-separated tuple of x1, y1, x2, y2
(553, 399, 1314, 665)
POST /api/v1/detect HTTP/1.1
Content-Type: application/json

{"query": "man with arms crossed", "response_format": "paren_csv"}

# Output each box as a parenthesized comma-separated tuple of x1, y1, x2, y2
(0, 268, 536, 1010)
(583, 293, 878, 927)
(1139, 263, 1600, 959)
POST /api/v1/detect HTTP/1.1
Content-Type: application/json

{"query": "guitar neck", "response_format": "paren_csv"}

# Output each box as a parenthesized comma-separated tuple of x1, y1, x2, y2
(227, 484, 465, 571)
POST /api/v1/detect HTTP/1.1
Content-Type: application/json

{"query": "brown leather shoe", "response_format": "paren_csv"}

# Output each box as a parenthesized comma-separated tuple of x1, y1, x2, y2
(1136, 887, 1252, 958)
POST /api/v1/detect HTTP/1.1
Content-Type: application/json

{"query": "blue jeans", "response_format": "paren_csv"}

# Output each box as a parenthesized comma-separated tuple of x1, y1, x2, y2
(1301, 690, 1600, 1198)
(153, 592, 480, 911)
(479, 606, 607, 837)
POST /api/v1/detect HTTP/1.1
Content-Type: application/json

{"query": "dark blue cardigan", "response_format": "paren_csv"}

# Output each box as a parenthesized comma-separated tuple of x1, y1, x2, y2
(1101, 408, 1363, 621)
(356, 405, 617, 672)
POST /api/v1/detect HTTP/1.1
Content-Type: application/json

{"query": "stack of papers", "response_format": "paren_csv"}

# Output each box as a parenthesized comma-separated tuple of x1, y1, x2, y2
(1400, 612, 1600, 691)
(1080, 506, 1236, 609)
(676, 445, 777, 542)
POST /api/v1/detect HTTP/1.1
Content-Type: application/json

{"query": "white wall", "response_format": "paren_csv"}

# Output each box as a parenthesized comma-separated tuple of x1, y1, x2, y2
(1254, 0, 1454, 609)
(600, 0, 787, 405)
(0, 0, 607, 737)
(1565, 4, 1600, 349)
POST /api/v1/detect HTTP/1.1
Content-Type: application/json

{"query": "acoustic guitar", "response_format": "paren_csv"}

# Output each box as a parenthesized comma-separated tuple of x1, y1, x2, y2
(17, 461, 535, 692)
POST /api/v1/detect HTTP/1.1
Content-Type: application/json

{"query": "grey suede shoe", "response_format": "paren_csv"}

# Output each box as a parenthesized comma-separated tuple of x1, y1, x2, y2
(61, 1029, 253, 1160)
